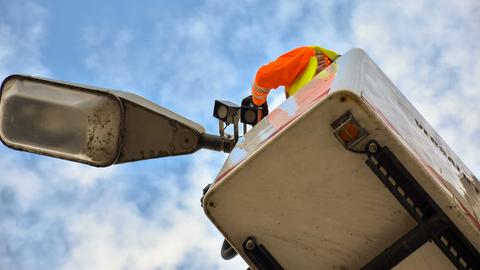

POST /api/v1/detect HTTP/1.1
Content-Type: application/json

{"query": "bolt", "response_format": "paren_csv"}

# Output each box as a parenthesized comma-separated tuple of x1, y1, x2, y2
(368, 142, 378, 153)
(245, 239, 255, 251)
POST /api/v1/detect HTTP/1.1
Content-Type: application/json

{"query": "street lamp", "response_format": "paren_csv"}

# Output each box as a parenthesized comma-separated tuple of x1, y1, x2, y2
(0, 74, 234, 167)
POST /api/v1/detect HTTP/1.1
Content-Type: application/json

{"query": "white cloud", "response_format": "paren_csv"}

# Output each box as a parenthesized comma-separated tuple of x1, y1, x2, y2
(60, 151, 246, 270)
(0, 149, 245, 269)
(0, 154, 44, 209)
(39, 160, 118, 188)
(350, 0, 480, 173)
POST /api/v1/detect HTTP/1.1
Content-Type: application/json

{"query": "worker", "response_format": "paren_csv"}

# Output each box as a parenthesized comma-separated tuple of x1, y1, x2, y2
(221, 47, 339, 259)
(242, 46, 339, 123)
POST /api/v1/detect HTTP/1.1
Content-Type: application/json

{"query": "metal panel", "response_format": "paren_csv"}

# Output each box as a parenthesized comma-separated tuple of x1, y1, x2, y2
(331, 49, 480, 249)
(203, 49, 479, 269)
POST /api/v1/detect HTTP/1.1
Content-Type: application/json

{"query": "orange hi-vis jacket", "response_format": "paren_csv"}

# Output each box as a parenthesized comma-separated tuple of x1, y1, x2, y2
(252, 46, 339, 106)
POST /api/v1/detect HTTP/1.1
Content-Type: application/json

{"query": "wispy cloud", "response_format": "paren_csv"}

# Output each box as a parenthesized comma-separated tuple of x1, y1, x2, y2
(0, 0, 49, 79)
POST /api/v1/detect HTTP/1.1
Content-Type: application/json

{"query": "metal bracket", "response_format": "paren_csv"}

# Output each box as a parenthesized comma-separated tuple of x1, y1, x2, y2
(331, 111, 368, 151)
(363, 141, 480, 270)
(361, 215, 449, 269)
(243, 237, 285, 270)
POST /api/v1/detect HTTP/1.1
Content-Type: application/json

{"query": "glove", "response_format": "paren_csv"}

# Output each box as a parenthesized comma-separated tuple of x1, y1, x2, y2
(242, 95, 269, 117)
(241, 95, 268, 126)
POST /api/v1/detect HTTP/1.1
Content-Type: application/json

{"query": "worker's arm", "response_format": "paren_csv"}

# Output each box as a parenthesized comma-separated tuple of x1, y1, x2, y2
(252, 46, 315, 106)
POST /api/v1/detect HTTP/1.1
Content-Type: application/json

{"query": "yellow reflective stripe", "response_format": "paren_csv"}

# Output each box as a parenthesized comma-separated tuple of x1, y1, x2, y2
(253, 84, 270, 94)
(252, 94, 266, 106)
(286, 55, 318, 96)
(285, 46, 338, 96)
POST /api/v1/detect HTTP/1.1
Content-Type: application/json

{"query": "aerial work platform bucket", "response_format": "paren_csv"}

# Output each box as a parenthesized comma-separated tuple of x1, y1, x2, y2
(203, 49, 480, 270)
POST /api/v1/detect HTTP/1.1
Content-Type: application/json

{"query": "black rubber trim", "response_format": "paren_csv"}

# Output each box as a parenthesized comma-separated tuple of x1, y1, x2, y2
(363, 141, 480, 270)
(221, 239, 238, 260)
(361, 215, 448, 269)
(243, 237, 285, 270)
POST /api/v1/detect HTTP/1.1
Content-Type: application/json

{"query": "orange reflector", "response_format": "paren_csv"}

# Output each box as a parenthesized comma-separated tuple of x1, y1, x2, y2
(338, 123, 359, 143)
(331, 111, 368, 150)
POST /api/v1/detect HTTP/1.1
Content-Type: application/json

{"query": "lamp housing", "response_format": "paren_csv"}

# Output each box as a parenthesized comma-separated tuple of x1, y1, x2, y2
(213, 100, 240, 124)
(0, 74, 207, 166)
(241, 105, 263, 126)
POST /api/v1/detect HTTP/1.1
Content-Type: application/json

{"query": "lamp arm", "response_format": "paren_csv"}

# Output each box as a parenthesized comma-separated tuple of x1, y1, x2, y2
(199, 133, 235, 153)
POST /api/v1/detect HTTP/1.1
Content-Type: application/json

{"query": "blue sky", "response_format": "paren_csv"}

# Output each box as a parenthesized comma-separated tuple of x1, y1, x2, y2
(0, 0, 479, 269)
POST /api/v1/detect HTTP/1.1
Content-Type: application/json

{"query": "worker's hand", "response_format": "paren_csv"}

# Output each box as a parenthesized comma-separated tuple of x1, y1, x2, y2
(242, 95, 268, 124)
(261, 99, 269, 117)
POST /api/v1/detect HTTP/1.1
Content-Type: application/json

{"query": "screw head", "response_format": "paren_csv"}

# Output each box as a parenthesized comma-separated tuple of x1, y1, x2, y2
(245, 239, 255, 251)
(368, 142, 378, 153)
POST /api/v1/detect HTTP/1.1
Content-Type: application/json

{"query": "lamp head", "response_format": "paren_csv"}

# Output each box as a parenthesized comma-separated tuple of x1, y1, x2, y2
(0, 75, 205, 166)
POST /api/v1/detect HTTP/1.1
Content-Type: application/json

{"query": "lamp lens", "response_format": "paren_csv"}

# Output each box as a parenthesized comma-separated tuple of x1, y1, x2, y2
(0, 76, 122, 166)
(217, 105, 228, 119)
